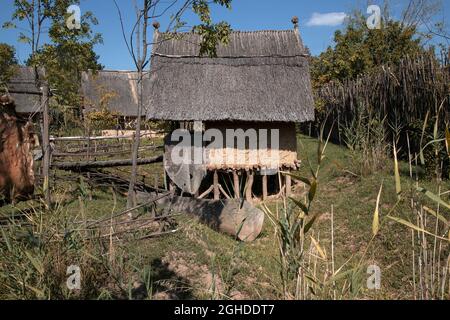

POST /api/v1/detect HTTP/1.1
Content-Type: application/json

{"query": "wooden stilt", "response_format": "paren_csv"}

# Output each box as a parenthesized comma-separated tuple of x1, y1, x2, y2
(285, 173, 292, 197)
(233, 170, 240, 199)
(262, 174, 268, 201)
(246, 170, 254, 203)
(198, 185, 214, 199)
(213, 170, 220, 200)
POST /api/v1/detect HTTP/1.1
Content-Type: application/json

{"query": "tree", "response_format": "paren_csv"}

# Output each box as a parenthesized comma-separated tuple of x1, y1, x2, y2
(27, 2, 103, 107)
(4, 0, 102, 207)
(5, 0, 103, 135)
(3, 0, 52, 59)
(0, 43, 18, 90)
(4, 0, 102, 106)
(311, 8, 426, 87)
(113, 0, 233, 209)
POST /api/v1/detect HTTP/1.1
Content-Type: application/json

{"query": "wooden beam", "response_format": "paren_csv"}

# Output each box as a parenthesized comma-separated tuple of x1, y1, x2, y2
(246, 170, 254, 203)
(233, 170, 240, 199)
(213, 170, 220, 200)
(52, 145, 163, 158)
(262, 174, 268, 201)
(198, 185, 214, 199)
(219, 185, 232, 200)
(49, 135, 145, 142)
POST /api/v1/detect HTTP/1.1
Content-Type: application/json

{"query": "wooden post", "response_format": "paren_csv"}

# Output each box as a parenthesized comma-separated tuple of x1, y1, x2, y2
(233, 170, 240, 199)
(169, 180, 175, 192)
(285, 172, 292, 197)
(213, 170, 220, 200)
(154, 175, 159, 191)
(262, 173, 268, 201)
(246, 170, 254, 203)
(87, 172, 93, 200)
(41, 81, 51, 207)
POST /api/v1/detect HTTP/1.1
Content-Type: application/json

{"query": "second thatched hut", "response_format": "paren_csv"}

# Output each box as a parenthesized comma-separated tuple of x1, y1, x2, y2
(147, 18, 315, 202)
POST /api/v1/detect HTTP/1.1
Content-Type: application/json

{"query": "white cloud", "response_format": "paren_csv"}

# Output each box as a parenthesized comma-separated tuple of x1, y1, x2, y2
(306, 12, 347, 27)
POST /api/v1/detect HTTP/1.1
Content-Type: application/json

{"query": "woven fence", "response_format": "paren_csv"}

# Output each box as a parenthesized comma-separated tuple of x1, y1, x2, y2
(310, 53, 449, 150)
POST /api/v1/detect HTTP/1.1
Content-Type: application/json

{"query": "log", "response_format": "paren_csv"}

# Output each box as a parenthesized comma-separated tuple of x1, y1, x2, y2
(137, 192, 264, 242)
(51, 155, 163, 170)
(52, 145, 162, 158)
(50, 132, 165, 142)
(50, 135, 134, 142)
(41, 82, 51, 206)
(219, 185, 232, 199)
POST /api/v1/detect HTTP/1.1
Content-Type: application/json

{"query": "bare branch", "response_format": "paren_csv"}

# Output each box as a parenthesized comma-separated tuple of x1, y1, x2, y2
(112, 0, 138, 67)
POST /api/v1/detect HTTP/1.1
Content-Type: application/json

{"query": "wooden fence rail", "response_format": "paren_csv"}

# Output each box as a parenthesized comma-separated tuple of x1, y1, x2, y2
(312, 53, 449, 149)
(51, 155, 163, 170)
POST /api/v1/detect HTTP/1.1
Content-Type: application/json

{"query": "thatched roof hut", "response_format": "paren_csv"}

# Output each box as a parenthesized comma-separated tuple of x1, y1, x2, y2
(146, 22, 314, 122)
(6, 67, 43, 115)
(147, 19, 315, 201)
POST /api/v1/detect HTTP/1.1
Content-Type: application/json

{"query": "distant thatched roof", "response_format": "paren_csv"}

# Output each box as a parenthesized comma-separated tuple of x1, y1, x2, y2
(81, 70, 148, 117)
(146, 28, 315, 123)
(6, 67, 42, 114)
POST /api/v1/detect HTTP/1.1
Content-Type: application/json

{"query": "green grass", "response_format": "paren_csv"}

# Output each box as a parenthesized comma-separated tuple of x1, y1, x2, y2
(1, 134, 448, 299)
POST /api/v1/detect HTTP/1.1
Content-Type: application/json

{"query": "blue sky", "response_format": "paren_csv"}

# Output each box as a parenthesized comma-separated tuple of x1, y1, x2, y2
(0, 0, 448, 70)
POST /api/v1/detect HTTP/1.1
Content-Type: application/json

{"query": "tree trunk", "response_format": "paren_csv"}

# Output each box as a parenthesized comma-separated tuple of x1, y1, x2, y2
(41, 81, 51, 207)
(246, 170, 254, 203)
(127, 1, 150, 209)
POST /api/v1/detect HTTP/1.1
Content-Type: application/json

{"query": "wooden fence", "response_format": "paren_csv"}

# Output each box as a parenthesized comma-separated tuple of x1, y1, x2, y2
(311, 53, 449, 150)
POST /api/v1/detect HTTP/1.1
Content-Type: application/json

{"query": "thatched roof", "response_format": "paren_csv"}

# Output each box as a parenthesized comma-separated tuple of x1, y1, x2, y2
(81, 70, 148, 117)
(146, 27, 315, 123)
(6, 67, 42, 114)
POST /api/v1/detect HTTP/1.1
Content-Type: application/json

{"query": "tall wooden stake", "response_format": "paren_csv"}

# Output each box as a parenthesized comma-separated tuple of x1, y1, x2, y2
(246, 170, 254, 203)
(213, 170, 220, 200)
(41, 81, 51, 207)
(262, 173, 268, 201)
(127, 1, 151, 210)
(233, 170, 240, 199)
(285, 172, 292, 197)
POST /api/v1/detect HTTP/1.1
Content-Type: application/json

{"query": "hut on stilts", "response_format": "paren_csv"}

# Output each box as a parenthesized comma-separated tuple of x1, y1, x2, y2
(147, 17, 315, 202)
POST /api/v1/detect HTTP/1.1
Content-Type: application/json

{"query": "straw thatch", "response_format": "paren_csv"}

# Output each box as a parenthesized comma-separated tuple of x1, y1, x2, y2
(146, 29, 315, 122)
(314, 53, 450, 147)
(81, 70, 149, 117)
(6, 67, 42, 115)
(204, 121, 298, 170)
